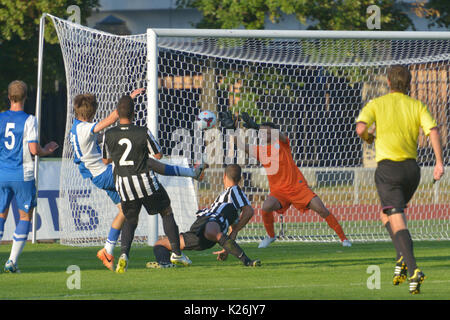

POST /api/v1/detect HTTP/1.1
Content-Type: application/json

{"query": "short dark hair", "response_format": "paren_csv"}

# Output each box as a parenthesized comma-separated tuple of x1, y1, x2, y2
(260, 122, 278, 130)
(117, 95, 134, 120)
(74, 94, 98, 120)
(225, 164, 242, 184)
(387, 65, 411, 94)
(8, 80, 27, 103)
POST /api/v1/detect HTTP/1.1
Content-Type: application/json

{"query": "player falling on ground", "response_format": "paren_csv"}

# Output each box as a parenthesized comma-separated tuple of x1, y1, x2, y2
(102, 95, 194, 272)
(70, 90, 205, 271)
(356, 65, 444, 294)
(219, 111, 351, 248)
(147, 164, 260, 268)
(0, 80, 59, 273)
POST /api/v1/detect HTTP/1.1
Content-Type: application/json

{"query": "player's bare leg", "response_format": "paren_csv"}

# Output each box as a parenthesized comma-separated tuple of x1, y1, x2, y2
(258, 196, 281, 248)
(308, 196, 351, 247)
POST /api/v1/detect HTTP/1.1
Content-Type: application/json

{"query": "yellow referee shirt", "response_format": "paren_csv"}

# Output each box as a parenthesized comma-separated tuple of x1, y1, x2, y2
(356, 92, 437, 162)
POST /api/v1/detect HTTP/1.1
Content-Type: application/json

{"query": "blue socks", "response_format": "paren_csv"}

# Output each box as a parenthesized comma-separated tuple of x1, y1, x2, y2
(105, 227, 120, 255)
(164, 164, 195, 178)
(0, 217, 5, 241)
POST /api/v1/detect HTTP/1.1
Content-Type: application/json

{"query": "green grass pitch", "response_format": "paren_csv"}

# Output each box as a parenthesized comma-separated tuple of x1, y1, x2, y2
(0, 241, 449, 300)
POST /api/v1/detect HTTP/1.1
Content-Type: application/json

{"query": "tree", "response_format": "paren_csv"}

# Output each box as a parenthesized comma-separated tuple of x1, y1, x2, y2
(423, 0, 450, 28)
(177, 0, 415, 31)
(0, 0, 99, 109)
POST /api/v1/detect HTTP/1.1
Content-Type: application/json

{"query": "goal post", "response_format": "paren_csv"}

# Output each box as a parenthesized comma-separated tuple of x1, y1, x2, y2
(39, 14, 450, 246)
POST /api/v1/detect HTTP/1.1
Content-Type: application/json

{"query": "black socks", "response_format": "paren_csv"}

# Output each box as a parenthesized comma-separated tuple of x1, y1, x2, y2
(162, 213, 181, 256)
(394, 229, 417, 277)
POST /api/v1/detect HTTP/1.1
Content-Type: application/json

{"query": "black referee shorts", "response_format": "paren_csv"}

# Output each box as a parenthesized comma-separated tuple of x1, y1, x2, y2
(121, 186, 171, 222)
(375, 159, 420, 214)
(181, 203, 237, 251)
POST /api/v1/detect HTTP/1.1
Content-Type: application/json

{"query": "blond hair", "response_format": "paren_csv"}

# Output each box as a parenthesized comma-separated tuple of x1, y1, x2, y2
(8, 80, 27, 103)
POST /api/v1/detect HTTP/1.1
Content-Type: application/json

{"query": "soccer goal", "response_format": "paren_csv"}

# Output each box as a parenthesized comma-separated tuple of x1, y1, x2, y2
(39, 14, 450, 246)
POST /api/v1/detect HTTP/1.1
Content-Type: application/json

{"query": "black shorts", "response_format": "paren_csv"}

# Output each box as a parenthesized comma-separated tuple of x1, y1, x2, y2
(181, 203, 238, 251)
(121, 186, 171, 221)
(181, 215, 217, 251)
(375, 159, 420, 213)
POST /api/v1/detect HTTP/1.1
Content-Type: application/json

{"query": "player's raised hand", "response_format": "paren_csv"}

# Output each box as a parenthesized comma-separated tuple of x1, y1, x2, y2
(212, 249, 228, 261)
(241, 112, 260, 130)
(219, 110, 237, 130)
(130, 88, 146, 99)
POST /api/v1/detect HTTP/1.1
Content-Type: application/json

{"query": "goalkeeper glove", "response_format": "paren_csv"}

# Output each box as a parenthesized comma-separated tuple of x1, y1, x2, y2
(219, 111, 238, 130)
(241, 112, 260, 130)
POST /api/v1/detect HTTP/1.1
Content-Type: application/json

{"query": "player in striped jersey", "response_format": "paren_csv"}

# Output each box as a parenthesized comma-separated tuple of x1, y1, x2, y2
(147, 164, 261, 268)
(0, 81, 59, 273)
(102, 95, 195, 272)
(71, 90, 205, 271)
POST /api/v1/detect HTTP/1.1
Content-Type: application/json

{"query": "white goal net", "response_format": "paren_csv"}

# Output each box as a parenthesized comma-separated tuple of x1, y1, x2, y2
(47, 14, 450, 246)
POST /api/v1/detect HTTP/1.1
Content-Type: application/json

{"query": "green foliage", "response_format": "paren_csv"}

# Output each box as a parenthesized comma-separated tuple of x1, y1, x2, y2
(0, 0, 99, 109)
(426, 0, 450, 28)
(217, 62, 302, 124)
(177, 0, 414, 31)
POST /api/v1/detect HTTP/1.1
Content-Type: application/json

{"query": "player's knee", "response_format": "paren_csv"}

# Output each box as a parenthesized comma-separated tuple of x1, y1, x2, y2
(262, 202, 276, 213)
(204, 222, 221, 242)
(159, 206, 173, 217)
(124, 215, 139, 227)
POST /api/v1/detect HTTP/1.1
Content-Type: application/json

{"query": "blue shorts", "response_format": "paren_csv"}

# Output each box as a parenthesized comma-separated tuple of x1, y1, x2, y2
(91, 165, 121, 205)
(0, 180, 37, 213)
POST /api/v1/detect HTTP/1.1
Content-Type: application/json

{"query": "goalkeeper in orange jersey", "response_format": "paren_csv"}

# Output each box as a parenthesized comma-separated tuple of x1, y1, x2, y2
(219, 111, 351, 248)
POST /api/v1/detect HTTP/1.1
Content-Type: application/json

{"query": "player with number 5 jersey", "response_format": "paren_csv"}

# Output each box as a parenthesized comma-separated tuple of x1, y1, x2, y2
(0, 80, 58, 273)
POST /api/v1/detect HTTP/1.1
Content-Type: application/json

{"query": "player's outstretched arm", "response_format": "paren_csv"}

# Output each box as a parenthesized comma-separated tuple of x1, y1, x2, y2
(92, 88, 146, 134)
(93, 109, 119, 134)
(29, 141, 59, 157)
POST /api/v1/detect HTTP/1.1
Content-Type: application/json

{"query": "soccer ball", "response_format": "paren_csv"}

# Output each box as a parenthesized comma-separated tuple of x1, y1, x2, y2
(195, 110, 217, 130)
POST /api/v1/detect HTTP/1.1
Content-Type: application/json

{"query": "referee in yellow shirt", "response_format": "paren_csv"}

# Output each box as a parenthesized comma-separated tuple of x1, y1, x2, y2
(356, 65, 444, 294)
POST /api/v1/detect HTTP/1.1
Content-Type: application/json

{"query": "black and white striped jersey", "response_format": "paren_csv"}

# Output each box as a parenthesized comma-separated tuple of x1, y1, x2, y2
(197, 185, 251, 217)
(102, 123, 162, 202)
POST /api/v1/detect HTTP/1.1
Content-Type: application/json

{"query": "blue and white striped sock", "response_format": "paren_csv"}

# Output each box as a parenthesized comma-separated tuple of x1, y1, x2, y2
(9, 220, 30, 264)
(105, 227, 120, 255)
(0, 217, 6, 241)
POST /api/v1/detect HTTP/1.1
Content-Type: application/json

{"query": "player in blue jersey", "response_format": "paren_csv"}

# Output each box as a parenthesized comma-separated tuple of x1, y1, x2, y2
(70, 89, 206, 270)
(0, 80, 59, 273)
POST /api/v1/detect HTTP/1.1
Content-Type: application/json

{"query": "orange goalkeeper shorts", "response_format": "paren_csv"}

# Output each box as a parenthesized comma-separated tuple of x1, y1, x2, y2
(270, 182, 317, 214)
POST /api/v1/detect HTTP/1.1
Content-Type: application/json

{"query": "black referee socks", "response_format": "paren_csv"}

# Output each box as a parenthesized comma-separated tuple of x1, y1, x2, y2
(394, 229, 417, 277)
